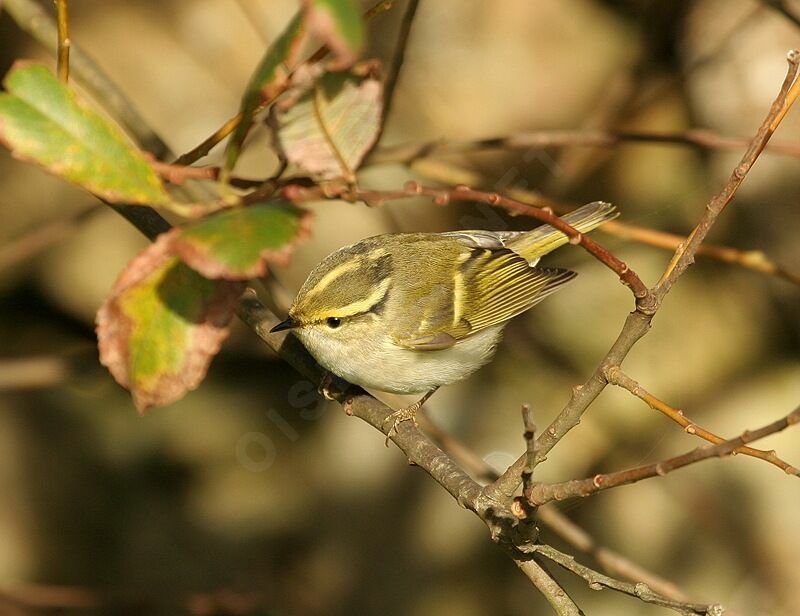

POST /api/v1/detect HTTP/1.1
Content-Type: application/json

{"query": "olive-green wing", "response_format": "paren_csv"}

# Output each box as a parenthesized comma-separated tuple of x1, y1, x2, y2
(395, 247, 575, 350)
(460, 249, 576, 333)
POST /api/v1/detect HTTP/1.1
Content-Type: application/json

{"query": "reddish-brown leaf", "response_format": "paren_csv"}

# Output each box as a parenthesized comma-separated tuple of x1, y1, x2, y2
(96, 230, 244, 412)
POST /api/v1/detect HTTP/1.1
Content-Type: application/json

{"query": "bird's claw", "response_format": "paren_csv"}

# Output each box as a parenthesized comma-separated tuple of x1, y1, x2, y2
(382, 406, 420, 447)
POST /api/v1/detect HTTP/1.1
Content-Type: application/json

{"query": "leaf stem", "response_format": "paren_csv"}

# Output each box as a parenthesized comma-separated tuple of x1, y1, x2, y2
(54, 0, 69, 82)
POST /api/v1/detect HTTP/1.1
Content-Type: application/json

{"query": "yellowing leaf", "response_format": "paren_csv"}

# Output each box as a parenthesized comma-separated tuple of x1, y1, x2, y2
(0, 62, 170, 206)
(270, 68, 382, 180)
(96, 231, 244, 412)
(172, 202, 312, 280)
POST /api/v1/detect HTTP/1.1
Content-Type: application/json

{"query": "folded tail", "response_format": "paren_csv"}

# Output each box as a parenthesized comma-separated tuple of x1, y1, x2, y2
(508, 201, 618, 263)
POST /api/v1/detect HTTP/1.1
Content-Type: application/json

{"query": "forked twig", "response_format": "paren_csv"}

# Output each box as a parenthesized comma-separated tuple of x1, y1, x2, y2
(487, 49, 800, 499)
(172, 0, 399, 166)
(525, 407, 800, 505)
(524, 544, 724, 615)
(606, 366, 798, 476)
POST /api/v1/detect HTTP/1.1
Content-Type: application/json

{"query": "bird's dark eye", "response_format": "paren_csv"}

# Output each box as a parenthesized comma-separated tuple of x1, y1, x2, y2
(326, 317, 341, 329)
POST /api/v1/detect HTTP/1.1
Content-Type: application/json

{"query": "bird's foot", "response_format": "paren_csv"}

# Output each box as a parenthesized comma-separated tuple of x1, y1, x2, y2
(381, 388, 438, 447)
(319, 371, 353, 401)
(318, 372, 337, 401)
(382, 404, 421, 447)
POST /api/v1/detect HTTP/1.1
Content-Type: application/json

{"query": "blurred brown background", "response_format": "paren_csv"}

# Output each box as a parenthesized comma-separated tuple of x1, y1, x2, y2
(0, 1, 799, 614)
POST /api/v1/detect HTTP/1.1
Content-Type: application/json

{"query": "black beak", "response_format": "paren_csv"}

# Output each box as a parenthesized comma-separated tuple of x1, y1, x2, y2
(270, 316, 298, 333)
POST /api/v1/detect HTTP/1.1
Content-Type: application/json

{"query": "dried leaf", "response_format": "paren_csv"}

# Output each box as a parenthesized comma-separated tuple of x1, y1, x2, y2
(96, 231, 244, 412)
(270, 68, 382, 180)
(171, 202, 312, 280)
(224, 13, 305, 172)
(303, 0, 364, 69)
(0, 62, 170, 206)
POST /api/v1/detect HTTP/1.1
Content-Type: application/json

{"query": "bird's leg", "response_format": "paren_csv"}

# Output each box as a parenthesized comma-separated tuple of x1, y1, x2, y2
(318, 371, 337, 401)
(383, 387, 439, 446)
(318, 371, 354, 414)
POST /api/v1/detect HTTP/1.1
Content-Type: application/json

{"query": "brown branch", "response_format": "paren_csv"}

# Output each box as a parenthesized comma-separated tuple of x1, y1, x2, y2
(762, 0, 800, 30)
(416, 414, 696, 604)
(514, 560, 583, 616)
(0, 204, 99, 272)
(488, 48, 800, 500)
(367, 0, 419, 157)
(172, 0, 399, 167)
(0, 582, 271, 614)
(0, 349, 96, 390)
(524, 544, 724, 615)
(235, 291, 581, 607)
(417, 414, 499, 482)
(604, 219, 800, 286)
(367, 127, 800, 166)
(409, 184, 651, 305)
(54, 0, 69, 82)
(402, 158, 800, 287)
(521, 404, 537, 494)
(656, 50, 800, 297)
(606, 367, 799, 476)
(526, 406, 800, 506)
(282, 181, 652, 306)
(536, 505, 691, 603)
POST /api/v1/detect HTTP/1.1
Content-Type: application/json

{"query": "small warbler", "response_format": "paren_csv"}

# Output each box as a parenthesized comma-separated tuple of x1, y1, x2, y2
(272, 201, 618, 436)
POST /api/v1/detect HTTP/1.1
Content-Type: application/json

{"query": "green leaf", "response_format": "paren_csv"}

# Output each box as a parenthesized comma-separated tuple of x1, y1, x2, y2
(224, 13, 304, 172)
(171, 202, 312, 280)
(0, 62, 170, 206)
(303, 0, 364, 68)
(270, 67, 382, 180)
(96, 230, 244, 412)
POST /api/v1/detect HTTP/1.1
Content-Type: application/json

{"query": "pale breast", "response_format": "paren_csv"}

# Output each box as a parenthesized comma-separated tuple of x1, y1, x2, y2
(297, 324, 506, 394)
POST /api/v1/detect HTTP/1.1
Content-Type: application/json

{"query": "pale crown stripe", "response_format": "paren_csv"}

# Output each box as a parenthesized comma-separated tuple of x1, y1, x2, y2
(333, 276, 392, 319)
(306, 259, 362, 299)
(306, 248, 389, 300)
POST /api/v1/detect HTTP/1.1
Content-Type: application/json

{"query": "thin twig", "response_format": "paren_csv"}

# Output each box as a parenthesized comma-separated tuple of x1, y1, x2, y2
(282, 181, 652, 305)
(402, 157, 800, 287)
(487, 49, 800, 500)
(0, 204, 99, 272)
(235, 290, 580, 606)
(515, 558, 583, 616)
(656, 50, 800, 297)
(54, 0, 69, 82)
(367, 0, 419, 156)
(0, 349, 96, 390)
(606, 366, 799, 476)
(762, 0, 800, 29)
(3, 0, 169, 157)
(604, 219, 800, 286)
(418, 414, 697, 604)
(526, 407, 800, 505)
(414, 412, 696, 604)
(525, 544, 724, 615)
(172, 0, 399, 167)
(536, 505, 691, 603)
(367, 127, 800, 166)
(520, 405, 537, 500)
(417, 414, 499, 482)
